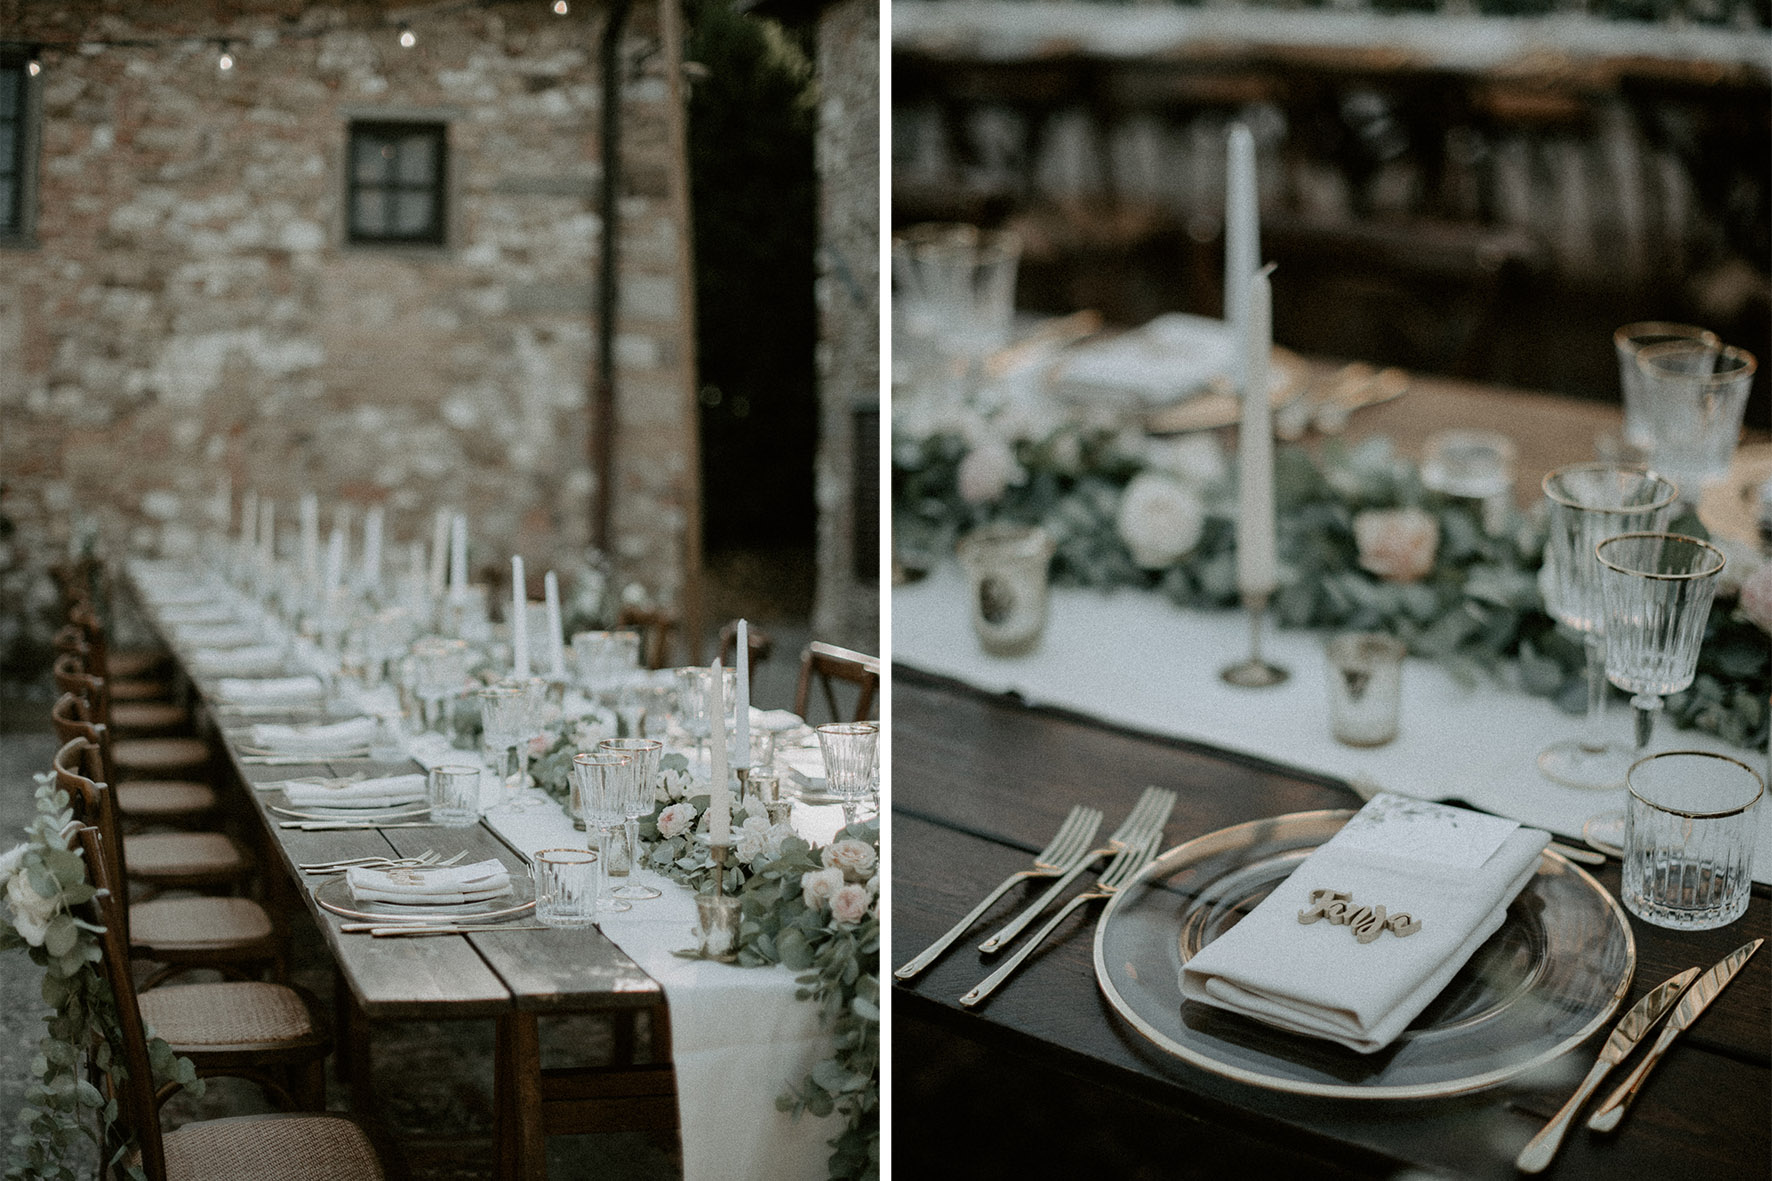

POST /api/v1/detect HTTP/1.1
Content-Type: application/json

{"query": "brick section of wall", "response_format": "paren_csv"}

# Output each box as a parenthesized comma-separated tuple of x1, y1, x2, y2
(0, 0, 696, 673)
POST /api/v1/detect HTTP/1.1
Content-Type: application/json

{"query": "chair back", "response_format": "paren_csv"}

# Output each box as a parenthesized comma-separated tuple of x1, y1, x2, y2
(51, 692, 119, 801)
(68, 602, 118, 681)
(618, 605, 677, 670)
(793, 641, 880, 724)
(71, 823, 167, 1181)
(717, 620, 772, 684)
(53, 736, 131, 946)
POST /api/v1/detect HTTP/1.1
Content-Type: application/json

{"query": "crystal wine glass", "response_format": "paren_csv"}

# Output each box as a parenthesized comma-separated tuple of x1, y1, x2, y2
(571, 752, 634, 914)
(817, 722, 879, 831)
(1537, 465, 1678, 790)
(1597, 532, 1726, 754)
(478, 684, 527, 813)
(600, 738, 664, 901)
(1613, 322, 1718, 453)
(412, 636, 469, 734)
(1633, 341, 1757, 503)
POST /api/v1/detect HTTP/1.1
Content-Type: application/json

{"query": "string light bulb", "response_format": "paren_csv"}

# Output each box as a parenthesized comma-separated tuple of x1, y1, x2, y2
(217, 42, 234, 71)
(26, 57, 41, 77)
(553, 0, 569, 13)
(398, 24, 416, 48)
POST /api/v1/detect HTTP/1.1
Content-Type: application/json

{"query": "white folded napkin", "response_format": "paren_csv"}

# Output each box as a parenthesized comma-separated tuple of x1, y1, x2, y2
(172, 622, 262, 649)
(190, 644, 287, 677)
(158, 603, 239, 625)
(1179, 794, 1550, 1054)
(213, 676, 325, 705)
(284, 773, 427, 809)
(345, 858, 512, 905)
(1052, 313, 1237, 408)
(753, 708, 805, 733)
(249, 717, 376, 755)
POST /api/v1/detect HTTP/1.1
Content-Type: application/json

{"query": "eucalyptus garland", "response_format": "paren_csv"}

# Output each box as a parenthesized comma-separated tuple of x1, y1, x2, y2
(1, 776, 203, 1181)
(894, 424, 1770, 750)
(532, 735, 881, 1181)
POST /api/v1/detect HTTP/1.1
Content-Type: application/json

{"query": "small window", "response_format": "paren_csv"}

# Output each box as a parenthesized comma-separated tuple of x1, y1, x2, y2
(347, 120, 447, 245)
(1, 56, 31, 239)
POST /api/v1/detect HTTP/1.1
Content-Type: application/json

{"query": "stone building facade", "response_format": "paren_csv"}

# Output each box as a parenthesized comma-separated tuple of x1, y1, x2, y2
(0, 0, 701, 673)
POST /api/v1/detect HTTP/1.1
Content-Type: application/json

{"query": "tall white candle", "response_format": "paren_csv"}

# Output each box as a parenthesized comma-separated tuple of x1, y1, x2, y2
(300, 493, 320, 583)
(242, 491, 258, 547)
(429, 509, 450, 598)
(324, 527, 345, 598)
(449, 514, 468, 601)
(511, 555, 530, 679)
(363, 506, 384, 588)
(543, 571, 566, 681)
(707, 658, 731, 845)
(1236, 264, 1279, 598)
(1225, 123, 1260, 390)
(407, 541, 426, 612)
(259, 500, 275, 571)
(733, 619, 751, 770)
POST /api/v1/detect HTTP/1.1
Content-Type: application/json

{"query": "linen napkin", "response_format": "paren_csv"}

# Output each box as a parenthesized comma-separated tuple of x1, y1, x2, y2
(170, 621, 262, 649)
(157, 602, 240, 626)
(1179, 793, 1550, 1054)
(213, 676, 325, 706)
(284, 773, 427, 809)
(248, 717, 376, 755)
(345, 858, 512, 905)
(190, 644, 287, 677)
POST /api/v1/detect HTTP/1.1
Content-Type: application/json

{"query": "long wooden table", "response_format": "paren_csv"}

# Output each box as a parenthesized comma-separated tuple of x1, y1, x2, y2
(890, 664, 1771, 1180)
(129, 589, 670, 1181)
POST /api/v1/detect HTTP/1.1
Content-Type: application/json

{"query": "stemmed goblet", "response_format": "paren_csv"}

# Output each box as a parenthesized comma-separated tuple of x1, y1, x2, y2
(478, 684, 527, 813)
(508, 675, 552, 809)
(817, 722, 879, 831)
(571, 752, 634, 914)
(599, 738, 664, 901)
(1537, 465, 1678, 790)
(1633, 341, 1756, 503)
(412, 637, 468, 735)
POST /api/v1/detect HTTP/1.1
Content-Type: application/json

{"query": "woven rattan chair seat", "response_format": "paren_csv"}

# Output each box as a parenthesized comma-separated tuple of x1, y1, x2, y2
(138, 982, 314, 1047)
(144, 1114, 385, 1180)
(108, 676, 173, 702)
(115, 779, 217, 818)
(125, 832, 247, 877)
(131, 896, 274, 948)
(113, 735, 210, 775)
(110, 700, 189, 731)
(108, 648, 169, 679)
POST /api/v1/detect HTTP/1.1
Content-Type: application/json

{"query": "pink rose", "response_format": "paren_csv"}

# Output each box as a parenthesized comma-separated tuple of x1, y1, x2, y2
(657, 802, 696, 839)
(1741, 563, 1772, 634)
(821, 839, 877, 881)
(957, 440, 1024, 505)
(830, 883, 872, 926)
(1353, 508, 1439, 584)
(800, 866, 845, 910)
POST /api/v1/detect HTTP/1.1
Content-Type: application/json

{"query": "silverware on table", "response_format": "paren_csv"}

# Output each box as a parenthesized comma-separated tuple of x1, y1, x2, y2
(243, 753, 374, 765)
(1515, 966, 1700, 1173)
(977, 786, 1176, 954)
(363, 923, 550, 937)
(959, 829, 1164, 1008)
(893, 805, 1104, 980)
(282, 820, 441, 830)
(299, 850, 460, 872)
(270, 805, 432, 822)
(1586, 938, 1763, 1134)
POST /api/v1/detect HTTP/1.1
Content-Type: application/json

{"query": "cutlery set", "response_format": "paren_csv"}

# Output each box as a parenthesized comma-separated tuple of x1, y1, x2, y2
(895, 786, 1176, 1005)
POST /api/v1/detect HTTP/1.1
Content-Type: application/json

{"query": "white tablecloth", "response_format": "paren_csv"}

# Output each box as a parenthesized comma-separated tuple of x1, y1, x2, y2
(895, 562, 1772, 885)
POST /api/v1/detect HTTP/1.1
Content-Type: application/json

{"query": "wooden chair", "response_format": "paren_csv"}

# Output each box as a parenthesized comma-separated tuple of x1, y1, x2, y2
(618, 605, 678, 670)
(72, 823, 386, 1179)
(793, 641, 880, 724)
(53, 652, 213, 782)
(48, 672, 220, 828)
(50, 698, 251, 896)
(54, 559, 173, 684)
(717, 620, 773, 683)
(52, 734, 280, 985)
(61, 607, 189, 733)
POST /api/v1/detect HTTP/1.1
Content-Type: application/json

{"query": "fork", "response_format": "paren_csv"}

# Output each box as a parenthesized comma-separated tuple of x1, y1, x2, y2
(893, 805, 1103, 980)
(977, 786, 1176, 954)
(959, 829, 1163, 1007)
(300, 850, 466, 873)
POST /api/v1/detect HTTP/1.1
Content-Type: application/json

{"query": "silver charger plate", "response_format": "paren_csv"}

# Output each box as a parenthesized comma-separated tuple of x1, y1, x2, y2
(312, 871, 535, 923)
(1093, 809, 1634, 1099)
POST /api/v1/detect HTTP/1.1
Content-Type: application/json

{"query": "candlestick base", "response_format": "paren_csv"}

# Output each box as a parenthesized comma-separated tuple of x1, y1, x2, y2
(1220, 591, 1289, 688)
(709, 842, 733, 898)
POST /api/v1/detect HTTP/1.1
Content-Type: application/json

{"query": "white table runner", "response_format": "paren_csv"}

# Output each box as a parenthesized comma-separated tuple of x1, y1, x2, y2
(895, 562, 1772, 885)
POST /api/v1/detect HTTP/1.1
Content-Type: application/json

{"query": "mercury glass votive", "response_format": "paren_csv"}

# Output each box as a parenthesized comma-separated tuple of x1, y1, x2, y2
(695, 893, 743, 961)
(956, 523, 1057, 657)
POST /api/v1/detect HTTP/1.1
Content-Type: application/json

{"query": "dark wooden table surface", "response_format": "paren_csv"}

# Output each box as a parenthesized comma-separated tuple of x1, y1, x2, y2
(890, 665, 1771, 1181)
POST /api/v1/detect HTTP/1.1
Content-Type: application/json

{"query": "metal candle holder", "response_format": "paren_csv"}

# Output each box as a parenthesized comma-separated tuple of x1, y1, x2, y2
(710, 841, 732, 898)
(1220, 589, 1290, 688)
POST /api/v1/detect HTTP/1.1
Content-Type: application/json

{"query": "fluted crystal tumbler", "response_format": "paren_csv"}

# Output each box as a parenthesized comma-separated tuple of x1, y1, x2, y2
(1623, 751, 1763, 931)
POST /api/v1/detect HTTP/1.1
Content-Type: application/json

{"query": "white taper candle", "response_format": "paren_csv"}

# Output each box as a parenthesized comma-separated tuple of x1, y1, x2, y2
(708, 658, 731, 845)
(1236, 263, 1279, 597)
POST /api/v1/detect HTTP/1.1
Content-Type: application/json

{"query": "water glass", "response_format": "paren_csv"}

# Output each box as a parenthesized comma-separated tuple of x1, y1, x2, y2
(600, 738, 664, 901)
(1420, 429, 1516, 533)
(1323, 633, 1405, 748)
(426, 763, 483, 827)
(1597, 532, 1726, 754)
(1623, 751, 1763, 930)
(479, 684, 527, 809)
(1634, 340, 1756, 498)
(817, 722, 879, 829)
(956, 524, 1057, 657)
(673, 666, 737, 757)
(1613, 322, 1719, 451)
(571, 752, 634, 913)
(532, 848, 600, 929)
(892, 222, 1022, 365)
(412, 636, 469, 734)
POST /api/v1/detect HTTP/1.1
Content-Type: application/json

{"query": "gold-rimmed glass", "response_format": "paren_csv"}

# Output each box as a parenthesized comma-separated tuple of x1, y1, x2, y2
(1633, 340, 1755, 499)
(571, 752, 634, 914)
(1623, 751, 1763, 931)
(599, 738, 664, 901)
(1596, 532, 1725, 756)
(817, 721, 879, 829)
(1613, 322, 1718, 451)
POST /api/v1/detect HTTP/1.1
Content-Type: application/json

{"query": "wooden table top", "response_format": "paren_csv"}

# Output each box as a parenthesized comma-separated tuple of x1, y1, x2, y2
(890, 665, 1771, 1180)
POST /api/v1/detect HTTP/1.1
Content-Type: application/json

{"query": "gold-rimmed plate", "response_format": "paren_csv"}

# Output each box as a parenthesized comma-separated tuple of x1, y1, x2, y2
(312, 872, 535, 924)
(1093, 809, 1634, 1099)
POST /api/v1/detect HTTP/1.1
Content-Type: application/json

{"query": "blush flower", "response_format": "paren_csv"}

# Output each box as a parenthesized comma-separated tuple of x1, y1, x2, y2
(1116, 473, 1205, 570)
(956, 440, 1024, 505)
(801, 866, 845, 911)
(656, 802, 697, 840)
(1353, 508, 1439, 584)
(1740, 562, 1772, 634)
(822, 839, 878, 881)
(830, 883, 872, 926)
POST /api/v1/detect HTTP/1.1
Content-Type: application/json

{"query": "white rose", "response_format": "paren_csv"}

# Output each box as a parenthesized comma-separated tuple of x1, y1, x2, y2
(764, 822, 795, 861)
(6, 869, 58, 948)
(822, 839, 878, 881)
(657, 802, 696, 840)
(0, 843, 26, 883)
(830, 883, 872, 926)
(957, 440, 1024, 505)
(800, 866, 845, 911)
(657, 767, 694, 804)
(735, 813, 773, 864)
(1116, 473, 1205, 570)
(1353, 507, 1439, 584)
(1741, 563, 1772, 634)
(1144, 434, 1228, 489)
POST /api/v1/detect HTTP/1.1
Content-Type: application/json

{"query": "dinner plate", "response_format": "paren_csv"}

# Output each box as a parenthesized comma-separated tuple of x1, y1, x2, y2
(312, 872, 535, 923)
(1093, 809, 1634, 1099)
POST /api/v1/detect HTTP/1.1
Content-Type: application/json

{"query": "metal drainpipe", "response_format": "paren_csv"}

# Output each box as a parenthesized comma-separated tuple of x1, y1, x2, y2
(593, 0, 632, 554)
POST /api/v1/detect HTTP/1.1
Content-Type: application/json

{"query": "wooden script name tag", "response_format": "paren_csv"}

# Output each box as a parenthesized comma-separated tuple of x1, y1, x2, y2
(1297, 888, 1422, 944)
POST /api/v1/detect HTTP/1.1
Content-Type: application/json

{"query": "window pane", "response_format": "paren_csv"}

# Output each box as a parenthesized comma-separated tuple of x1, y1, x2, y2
(396, 134, 435, 186)
(0, 124, 15, 165)
(352, 190, 385, 235)
(353, 137, 389, 183)
(0, 186, 14, 231)
(0, 71, 17, 121)
(393, 191, 433, 236)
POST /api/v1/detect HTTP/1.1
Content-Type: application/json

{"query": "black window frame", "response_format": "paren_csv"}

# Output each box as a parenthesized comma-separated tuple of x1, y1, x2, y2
(0, 51, 39, 246)
(345, 119, 448, 247)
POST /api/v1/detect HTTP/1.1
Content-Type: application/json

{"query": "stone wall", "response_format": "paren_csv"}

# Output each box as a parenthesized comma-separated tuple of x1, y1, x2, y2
(0, 0, 699, 675)
(810, 0, 881, 655)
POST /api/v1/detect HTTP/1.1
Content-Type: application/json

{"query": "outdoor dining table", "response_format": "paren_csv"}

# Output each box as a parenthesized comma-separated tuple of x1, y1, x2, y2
(890, 374, 1771, 1178)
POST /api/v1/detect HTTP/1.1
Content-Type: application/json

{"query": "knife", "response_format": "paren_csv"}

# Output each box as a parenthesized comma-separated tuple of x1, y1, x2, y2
(1515, 965, 1700, 1174)
(1586, 939, 1763, 1134)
